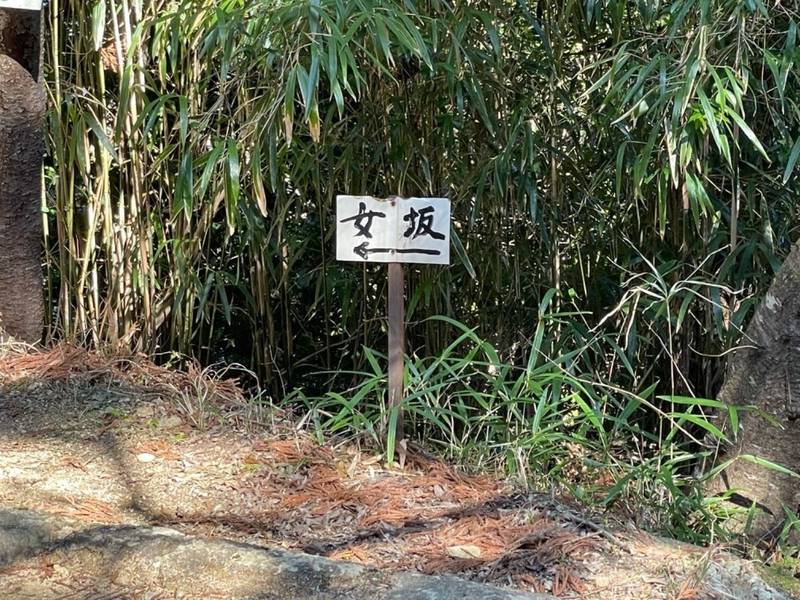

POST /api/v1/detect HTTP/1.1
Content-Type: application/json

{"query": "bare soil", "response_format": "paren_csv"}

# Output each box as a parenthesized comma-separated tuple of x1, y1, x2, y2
(0, 345, 793, 599)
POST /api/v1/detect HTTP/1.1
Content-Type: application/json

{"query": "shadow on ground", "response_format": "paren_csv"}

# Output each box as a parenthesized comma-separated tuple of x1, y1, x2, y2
(0, 347, 793, 600)
(0, 349, 559, 598)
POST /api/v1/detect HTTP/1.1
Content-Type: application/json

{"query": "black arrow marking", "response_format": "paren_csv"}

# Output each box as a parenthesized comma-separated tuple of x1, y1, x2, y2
(353, 242, 441, 260)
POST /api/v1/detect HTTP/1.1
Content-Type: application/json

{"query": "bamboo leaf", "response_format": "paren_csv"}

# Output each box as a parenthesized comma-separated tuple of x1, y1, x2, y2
(92, 0, 107, 52)
(697, 87, 731, 167)
(450, 227, 476, 280)
(225, 140, 241, 236)
(726, 107, 770, 162)
(782, 136, 800, 183)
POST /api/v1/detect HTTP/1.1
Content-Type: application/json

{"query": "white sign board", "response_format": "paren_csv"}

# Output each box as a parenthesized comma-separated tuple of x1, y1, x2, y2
(336, 196, 450, 265)
(0, 0, 43, 9)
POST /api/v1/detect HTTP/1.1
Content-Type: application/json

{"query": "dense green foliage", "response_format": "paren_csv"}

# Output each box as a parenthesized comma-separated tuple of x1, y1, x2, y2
(45, 0, 800, 541)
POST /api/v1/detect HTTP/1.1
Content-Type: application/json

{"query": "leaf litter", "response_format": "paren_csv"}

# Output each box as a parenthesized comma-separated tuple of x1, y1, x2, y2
(0, 344, 786, 600)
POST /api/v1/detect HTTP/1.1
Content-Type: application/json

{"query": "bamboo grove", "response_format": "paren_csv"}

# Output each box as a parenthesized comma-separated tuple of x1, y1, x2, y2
(45, 0, 799, 410)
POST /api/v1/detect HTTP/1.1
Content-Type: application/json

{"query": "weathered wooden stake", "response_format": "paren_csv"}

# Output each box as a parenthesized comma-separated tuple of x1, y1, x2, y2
(387, 261, 405, 449)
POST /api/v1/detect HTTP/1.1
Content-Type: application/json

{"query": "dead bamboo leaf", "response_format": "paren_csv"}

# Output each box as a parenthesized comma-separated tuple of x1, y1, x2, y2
(446, 544, 483, 559)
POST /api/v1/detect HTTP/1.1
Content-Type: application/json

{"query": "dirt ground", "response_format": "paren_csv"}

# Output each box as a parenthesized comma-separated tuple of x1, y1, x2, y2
(0, 345, 793, 599)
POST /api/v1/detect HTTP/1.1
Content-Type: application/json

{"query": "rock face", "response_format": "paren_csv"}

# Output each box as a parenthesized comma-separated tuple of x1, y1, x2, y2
(710, 244, 800, 538)
(0, 48, 45, 343)
(704, 561, 796, 600)
(0, 509, 555, 600)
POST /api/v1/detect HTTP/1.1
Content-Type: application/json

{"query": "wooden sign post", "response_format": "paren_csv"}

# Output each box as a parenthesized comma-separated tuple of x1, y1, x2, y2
(336, 195, 450, 462)
(387, 261, 405, 441)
